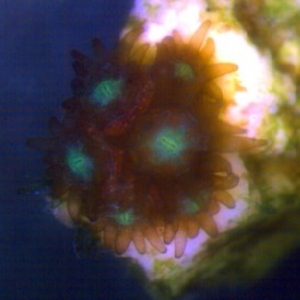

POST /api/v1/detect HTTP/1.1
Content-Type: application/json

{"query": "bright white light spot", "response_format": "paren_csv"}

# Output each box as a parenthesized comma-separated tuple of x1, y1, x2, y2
(130, 0, 206, 43)
(209, 29, 275, 137)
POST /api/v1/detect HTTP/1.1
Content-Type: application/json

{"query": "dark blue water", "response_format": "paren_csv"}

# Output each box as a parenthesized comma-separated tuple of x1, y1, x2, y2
(1, 1, 300, 299)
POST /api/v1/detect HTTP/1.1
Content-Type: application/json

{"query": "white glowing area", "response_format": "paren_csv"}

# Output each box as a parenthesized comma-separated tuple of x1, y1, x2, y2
(131, 0, 207, 43)
(210, 30, 276, 137)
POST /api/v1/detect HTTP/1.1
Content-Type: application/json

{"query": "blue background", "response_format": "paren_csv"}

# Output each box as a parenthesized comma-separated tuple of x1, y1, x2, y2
(1, 0, 300, 299)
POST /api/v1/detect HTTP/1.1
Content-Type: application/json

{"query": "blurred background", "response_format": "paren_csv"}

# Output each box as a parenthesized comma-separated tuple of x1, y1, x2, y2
(1, 0, 300, 299)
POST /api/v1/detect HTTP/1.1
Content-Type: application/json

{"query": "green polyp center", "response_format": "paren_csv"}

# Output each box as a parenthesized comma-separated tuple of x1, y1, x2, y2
(182, 190, 211, 214)
(66, 146, 93, 181)
(182, 198, 200, 214)
(152, 127, 187, 162)
(92, 78, 123, 106)
(174, 61, 195, 81)
(113, 208, 135, 226)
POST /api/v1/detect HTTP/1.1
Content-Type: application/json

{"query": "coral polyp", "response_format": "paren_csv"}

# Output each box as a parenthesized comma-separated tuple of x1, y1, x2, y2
(27, 21, 265, 259)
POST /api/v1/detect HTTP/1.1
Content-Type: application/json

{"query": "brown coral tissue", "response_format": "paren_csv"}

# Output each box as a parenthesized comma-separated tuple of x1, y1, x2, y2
(27, 21, 266, 258)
